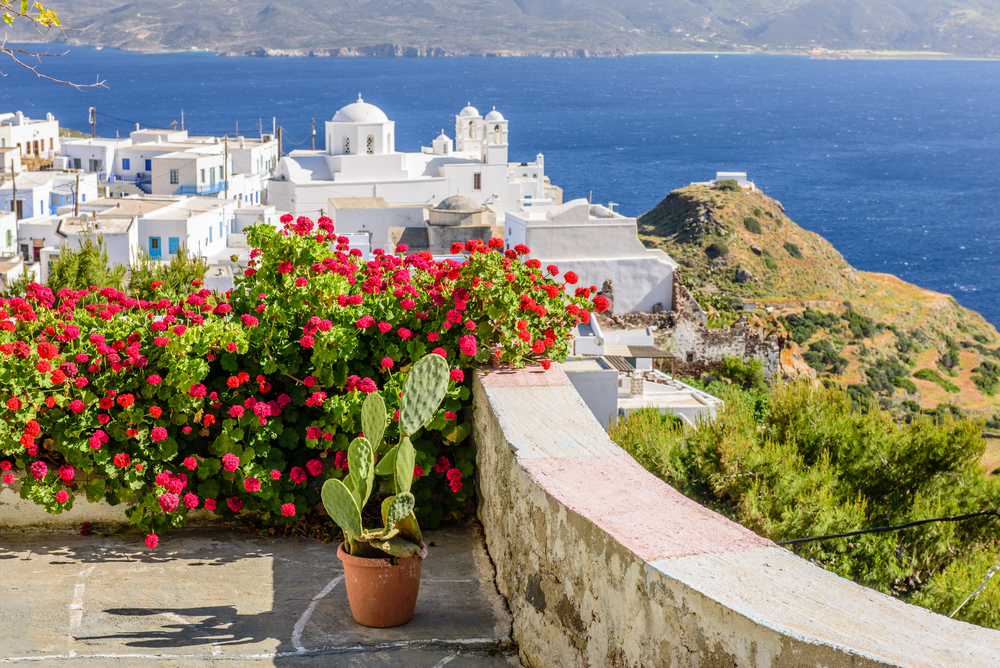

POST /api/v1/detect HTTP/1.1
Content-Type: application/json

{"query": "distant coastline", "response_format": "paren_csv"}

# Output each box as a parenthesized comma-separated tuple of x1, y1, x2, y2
(52, 42, 1000, 61)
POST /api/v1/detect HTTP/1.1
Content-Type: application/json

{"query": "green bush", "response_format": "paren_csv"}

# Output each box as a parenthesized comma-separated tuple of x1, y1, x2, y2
(783, 242, 803, 259)
(0, 218, 596, 543)
(713, 179, 740, 192)
(841, 308, 880, 341)
(704, 242, 729, 259)
(764, 258, 778, 271)
(892, 376, 918, 394)
(973, 359, 1000, 396)
(609, 381, 1000, 628)
(742, 217, 762, 234)
(718, 356, 766, 390)
(915, 368, 960, 393)
(780, 309, 842, 345)
(911, 545, 1000, 629)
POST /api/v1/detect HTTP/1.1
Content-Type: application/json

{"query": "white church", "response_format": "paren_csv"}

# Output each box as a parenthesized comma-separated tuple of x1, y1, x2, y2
(267, 96, 558, 221)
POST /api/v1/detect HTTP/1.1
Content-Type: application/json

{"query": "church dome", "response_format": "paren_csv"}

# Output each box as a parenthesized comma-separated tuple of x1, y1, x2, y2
(485, 108, 504, 121)
(333, 95, 389, 123)
(459, 103, 480, 118)
(434, 195, 483, 212)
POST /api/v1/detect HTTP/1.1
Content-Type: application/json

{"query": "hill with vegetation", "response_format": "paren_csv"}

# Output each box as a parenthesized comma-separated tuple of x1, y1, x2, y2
(15, 0, 1000, 57)
(637, 183, 1000, 429)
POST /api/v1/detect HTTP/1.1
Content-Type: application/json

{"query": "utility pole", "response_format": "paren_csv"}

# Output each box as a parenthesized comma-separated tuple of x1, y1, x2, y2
(311, 118, 315, 150)
(277, 126, 283, 159)
(236, 120, 239, 137)
(223, 136, 228, 200)
(74, 172, 80, 217)
(259, 117, 263, 139)
(181, 109, 185, 132)
(89, 107, 96, 138)
(11, 163, 17, 222)
(172, 120, 177, 131)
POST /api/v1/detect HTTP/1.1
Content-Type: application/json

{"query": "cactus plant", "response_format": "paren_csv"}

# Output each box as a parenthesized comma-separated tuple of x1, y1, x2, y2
(322, 354, 451, 558)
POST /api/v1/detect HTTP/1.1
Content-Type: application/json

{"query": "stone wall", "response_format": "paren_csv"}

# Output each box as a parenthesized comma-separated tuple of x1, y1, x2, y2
(473, 364, 1000, 667)
(667, 278, 787, 379)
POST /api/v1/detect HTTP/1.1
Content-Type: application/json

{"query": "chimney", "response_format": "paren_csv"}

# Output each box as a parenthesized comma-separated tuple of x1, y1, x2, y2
(630, 370, 643, 396)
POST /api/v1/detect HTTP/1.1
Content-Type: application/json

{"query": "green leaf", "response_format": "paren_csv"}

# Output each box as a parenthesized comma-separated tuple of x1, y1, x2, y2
(394, 436, 415, 494)
(443, 422, 472, 444)
(84, 479, 105, 503)
(360, 392, 386, 452)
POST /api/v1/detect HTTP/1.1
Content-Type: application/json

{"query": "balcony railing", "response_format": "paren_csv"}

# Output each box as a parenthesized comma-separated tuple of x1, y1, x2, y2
(174, 181, 228, 196)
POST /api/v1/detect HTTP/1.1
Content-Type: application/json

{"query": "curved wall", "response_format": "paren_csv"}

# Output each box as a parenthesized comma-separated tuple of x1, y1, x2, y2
(472, 364, 1000, 667)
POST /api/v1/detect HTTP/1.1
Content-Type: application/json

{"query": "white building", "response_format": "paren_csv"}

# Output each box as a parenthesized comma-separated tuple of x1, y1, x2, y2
(505, 199, 678, 314)
(269, 96, 557, 221)
(0, 147, 22, 176)
(70, 196, 237, 262)
(0, 112, 59, 158)
(61, 129, 278, 204)
(0, 172, 99, 221)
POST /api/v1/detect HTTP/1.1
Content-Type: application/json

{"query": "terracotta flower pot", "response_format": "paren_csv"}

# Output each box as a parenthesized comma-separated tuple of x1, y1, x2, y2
(337, 542, 426, 627)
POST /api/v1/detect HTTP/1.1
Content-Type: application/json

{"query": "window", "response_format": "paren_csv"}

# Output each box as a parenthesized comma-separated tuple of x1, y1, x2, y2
(230, 220, 236, 233)
(344, 136, 351, 154)
(49, 138, 53, 151)
(81, 194, 86, 203)
(366, 135, 374, 154)
(73, 158, 81, 170)
(122, 158, 131, 170)
(144, 159, 152, 171)
(200, 168, 206, 184)
(170, 169, 179, 185)
(210, 167, 216, 184)
(219, 221, 223, 238)
(494, 125, 502, 143)
(473, 173, 482, 190)
(469, 121, 477, 140)
(4, 230, 9, 247)
(32, 140, 38, 155)
(168, 237, 179, 254)
(209, 227, 213, 242)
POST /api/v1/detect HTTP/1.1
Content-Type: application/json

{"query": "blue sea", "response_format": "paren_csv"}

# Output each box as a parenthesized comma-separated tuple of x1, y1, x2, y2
(3, 50, 1000, 325)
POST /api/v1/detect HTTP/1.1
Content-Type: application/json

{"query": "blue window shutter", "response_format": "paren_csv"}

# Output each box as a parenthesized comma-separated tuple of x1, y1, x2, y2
(145, 159, 151, 171)
(123, 158, 130, 170)
(81, 194, 86, 202)
(168, 237, 179, 254)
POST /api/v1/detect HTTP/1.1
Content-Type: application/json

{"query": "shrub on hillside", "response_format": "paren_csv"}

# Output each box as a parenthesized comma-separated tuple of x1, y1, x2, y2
(914, 368, 960, 393)
(742, 216, 762, 234)
(0, 218, 599, 544)
(704, 242, 729, 259)
(713, 179, 740, 192)
(783, 242, 803, 259)
(609, 381, 1000, 628)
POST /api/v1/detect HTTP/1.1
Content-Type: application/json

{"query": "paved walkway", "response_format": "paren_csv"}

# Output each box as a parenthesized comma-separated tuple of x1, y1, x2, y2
(0, 524, 519, 667)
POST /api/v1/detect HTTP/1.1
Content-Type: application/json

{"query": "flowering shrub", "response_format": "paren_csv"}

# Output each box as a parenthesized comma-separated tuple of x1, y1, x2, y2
(0, 215, 604, 545)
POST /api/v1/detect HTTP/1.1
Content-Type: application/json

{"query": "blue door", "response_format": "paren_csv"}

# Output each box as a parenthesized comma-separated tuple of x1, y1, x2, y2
(149, 237, 161, 259)
(168, 237, 179, 255)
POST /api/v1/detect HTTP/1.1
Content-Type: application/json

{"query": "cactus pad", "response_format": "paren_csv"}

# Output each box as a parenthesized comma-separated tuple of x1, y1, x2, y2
(373, 446, 396, 476)
(347, 437, 374, 507)
(321, 479, 362, 539)
(394, 436, 416, 494)
(399, 354, 450, 437)
(370, 535, 423, 559)
(360, 392, 386, 453)
(384, 492, 415, 530)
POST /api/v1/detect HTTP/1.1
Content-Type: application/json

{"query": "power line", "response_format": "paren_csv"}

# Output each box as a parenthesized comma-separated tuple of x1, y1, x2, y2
(950, 559, 1000, 618)
(775, 508, 1000, 546)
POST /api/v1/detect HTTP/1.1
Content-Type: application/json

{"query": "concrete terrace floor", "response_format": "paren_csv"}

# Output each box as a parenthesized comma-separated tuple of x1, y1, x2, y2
(0, 524, 520, 667)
